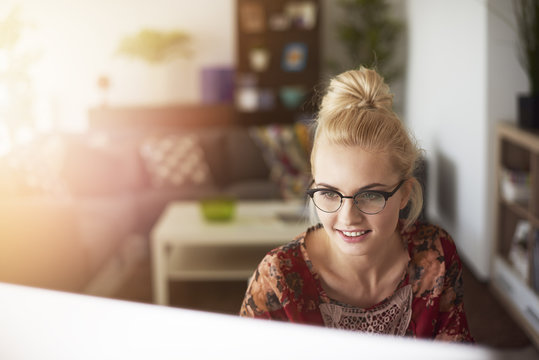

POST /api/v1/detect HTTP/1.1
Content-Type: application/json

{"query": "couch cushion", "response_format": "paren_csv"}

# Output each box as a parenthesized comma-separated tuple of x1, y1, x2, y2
(139, 133, 213, 188)
(249, 123, 312, 199)
(198, 127, 270, 188)
(74, 195, 138, 276)
(61, 134, 148, 197)
(198, 129, 229, 187)
(225, 127, 270, 183)
(0, 135, 67, 198)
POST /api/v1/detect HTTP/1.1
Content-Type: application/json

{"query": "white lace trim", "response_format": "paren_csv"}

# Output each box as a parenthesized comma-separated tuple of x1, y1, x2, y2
(319, 284, 412, 335)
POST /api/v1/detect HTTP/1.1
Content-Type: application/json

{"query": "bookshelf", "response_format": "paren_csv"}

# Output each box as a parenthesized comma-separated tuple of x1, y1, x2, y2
(235, 0, 321, 125)
(491, 122, 539, 346)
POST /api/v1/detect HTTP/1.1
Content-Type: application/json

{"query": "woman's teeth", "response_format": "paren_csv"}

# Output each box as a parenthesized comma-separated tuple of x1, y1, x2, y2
(342, 230, 368, 237)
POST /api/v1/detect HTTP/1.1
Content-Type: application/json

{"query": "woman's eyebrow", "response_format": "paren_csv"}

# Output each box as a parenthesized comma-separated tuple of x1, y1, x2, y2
(314, 182, 339, 190)
(357, 183, 388, 191)
(315, 182, 388, 191)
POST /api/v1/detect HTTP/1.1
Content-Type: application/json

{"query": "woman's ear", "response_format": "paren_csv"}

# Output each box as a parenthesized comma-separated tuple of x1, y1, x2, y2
(399, 179, 413, 210)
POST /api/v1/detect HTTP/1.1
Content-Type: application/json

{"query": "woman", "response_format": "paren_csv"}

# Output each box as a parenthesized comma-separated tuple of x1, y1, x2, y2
(240, 67, 474, 342)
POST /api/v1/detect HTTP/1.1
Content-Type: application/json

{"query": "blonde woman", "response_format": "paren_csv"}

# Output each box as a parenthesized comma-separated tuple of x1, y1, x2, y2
(240, 67, 474, 342)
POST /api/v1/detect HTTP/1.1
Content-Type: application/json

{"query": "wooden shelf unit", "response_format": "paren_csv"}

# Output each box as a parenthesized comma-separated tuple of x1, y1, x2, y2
(235, 0, 321, 126)
(491, 122, 539, 346)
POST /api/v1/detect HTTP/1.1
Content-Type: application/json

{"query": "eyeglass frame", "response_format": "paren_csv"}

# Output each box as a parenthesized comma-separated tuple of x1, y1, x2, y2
(306, 179, 406, 215)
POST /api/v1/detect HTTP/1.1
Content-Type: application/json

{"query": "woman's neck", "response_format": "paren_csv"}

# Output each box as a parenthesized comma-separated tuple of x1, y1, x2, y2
(323, 228, 408, 288)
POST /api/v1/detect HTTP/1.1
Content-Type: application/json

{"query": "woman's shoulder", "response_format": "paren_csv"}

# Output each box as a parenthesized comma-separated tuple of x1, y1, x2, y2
(403, 221, 456, 253)
(403, 221, 461, 273)
(258, 224, 319, 274)
(403, 222, 461, 297)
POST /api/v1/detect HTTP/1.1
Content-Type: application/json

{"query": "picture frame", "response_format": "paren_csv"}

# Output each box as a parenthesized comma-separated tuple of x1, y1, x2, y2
(285, 1, 317, 30)
(281, 42, 308, 72)
(240, 1, 266, 33)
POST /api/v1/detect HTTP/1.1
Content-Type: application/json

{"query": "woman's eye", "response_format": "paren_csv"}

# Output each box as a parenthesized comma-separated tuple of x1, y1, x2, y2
(357, 192, 379, 201)
(320, 191, 339, 199)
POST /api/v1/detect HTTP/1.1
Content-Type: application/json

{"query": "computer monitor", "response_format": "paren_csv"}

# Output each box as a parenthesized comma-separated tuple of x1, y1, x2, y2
(0, 282, 498, 360)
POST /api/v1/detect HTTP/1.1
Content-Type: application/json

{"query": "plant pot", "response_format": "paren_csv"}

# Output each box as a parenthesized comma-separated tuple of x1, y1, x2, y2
(199, 197, 236, 222)
(518, 95, 539, 129)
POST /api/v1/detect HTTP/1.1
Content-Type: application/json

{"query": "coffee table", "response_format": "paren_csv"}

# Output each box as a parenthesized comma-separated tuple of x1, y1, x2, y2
(150, 200, 310, 305)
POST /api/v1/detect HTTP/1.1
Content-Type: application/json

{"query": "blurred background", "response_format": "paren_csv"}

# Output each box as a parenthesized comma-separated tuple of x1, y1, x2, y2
(0, 0, 537, 355)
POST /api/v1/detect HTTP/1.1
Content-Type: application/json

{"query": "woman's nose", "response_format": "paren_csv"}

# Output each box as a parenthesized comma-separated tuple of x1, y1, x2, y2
(338, 197, 362, 222)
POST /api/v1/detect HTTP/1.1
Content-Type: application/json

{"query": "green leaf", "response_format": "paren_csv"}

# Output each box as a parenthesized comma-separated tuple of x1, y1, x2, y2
(117, 28, 192, 64)
(330, 0, 404, 82)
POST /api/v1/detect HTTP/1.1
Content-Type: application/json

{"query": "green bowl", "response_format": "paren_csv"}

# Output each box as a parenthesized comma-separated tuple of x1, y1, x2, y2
(200, 197, 236, 222)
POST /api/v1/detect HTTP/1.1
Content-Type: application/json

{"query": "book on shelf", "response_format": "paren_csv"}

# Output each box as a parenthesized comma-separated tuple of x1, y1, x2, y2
(508, 219, 530, 282)
(500, 167, 531, 204)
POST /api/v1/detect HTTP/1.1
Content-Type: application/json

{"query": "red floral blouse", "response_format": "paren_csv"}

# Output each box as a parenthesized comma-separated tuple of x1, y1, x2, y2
(240, 222, 474, 342)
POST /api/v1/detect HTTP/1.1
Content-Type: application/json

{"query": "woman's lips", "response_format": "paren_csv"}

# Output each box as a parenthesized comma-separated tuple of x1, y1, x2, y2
(338, 229, 371, 243)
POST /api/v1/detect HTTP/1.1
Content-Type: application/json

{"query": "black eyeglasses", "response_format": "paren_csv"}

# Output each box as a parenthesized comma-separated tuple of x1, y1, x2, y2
(306, 180, 405, 215)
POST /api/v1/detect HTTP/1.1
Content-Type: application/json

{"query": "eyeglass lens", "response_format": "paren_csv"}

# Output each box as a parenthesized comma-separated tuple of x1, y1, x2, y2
(312, 190, 386, 214)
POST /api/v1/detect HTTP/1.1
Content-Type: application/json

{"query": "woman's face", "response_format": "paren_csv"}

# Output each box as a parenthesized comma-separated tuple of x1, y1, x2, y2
(311, 139, 410, 258)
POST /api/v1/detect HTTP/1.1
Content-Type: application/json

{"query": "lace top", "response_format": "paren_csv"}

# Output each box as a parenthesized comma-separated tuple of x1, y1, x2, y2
(320, 284, 412, 335)
(240, 222, 474, 342)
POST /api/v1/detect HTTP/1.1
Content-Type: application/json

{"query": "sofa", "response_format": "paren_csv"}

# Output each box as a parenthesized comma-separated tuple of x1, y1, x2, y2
(0, 113, 312, 295)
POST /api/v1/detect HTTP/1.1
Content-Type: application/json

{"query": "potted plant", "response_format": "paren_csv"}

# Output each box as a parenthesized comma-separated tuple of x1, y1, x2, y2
(515, 0, 539, 128)
(116, 28, 192, 64)
(329, 0, 404, 85)
(114, 28, 193, 104)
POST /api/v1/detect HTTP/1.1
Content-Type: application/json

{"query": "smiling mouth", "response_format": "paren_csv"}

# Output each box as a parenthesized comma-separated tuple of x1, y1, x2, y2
(341, 230, 370, 237)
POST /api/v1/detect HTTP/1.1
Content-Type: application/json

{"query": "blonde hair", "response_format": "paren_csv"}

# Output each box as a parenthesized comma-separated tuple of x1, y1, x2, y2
(310, 67, 423, 229)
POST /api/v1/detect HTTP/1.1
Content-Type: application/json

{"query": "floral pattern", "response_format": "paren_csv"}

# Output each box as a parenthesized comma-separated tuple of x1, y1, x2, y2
(240, 222, 474, 342)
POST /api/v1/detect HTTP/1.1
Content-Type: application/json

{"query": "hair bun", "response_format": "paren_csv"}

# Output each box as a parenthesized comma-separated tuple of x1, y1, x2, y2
(344, 98, 378, 111)
(323, 66, 394, 115)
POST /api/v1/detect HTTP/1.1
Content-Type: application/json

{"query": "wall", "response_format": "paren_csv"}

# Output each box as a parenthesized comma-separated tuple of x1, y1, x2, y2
(406, 0, 527, 280)
(0, 0, 235, 132)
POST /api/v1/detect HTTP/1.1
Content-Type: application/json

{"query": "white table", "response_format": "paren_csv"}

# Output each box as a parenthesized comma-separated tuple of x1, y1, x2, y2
(150, 200, 310, 305)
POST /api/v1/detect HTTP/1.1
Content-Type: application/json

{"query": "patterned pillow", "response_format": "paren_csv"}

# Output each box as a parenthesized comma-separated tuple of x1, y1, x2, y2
(249, 123, 312, 199)
(139, 134, 212, 188)
(1, 135, 67, 197)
